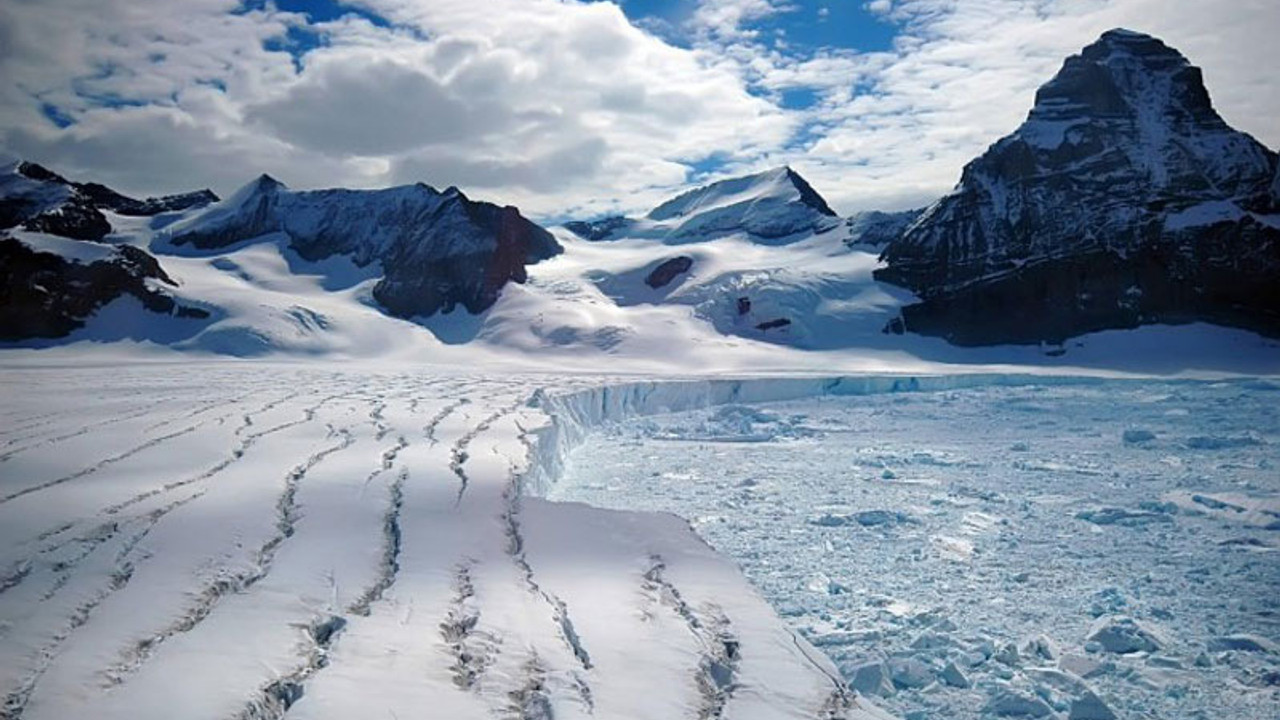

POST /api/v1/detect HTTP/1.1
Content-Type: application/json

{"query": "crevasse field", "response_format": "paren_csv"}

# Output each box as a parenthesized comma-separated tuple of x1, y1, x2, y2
(550, 379, 1280, 720)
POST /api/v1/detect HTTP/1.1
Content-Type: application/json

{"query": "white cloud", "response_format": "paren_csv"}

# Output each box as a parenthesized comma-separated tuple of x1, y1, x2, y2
(0, 0, 1276, 220)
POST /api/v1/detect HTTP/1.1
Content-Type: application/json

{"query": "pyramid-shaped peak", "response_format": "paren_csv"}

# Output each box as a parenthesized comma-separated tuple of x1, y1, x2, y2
(223, 173, 286, 206)
(1029, 29, 1216, 125)
(251, 173, 285, 191)
(648, 165, 835, 221)
(1082, 28, 1189, 66)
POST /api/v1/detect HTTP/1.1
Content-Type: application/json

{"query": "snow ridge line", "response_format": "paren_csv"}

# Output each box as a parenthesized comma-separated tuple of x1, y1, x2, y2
(424, 398, 468, 445)
(642, 556, 740, 720)
(236, 614, 348, 720)
(0, 491, 206, 720)
(145, 387, 261, 434)
(102, 428, 355, 686)
(506, 419, 594, 678)
(450, 401, 520, 506)
(0, 396, 177, 463)
(441, 561, 496, 691)
(99, 393, 343, 518)
(0, 419, 210, 505)
(349, 465, 407, 617)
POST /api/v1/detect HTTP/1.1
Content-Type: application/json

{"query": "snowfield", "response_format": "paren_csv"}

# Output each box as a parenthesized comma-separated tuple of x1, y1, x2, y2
(551, 380, 1280, 720)
(0, 365, 909, 720)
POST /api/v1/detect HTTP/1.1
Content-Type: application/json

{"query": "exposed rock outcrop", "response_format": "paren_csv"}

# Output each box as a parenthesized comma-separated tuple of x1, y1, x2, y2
(0, 235, 202, 340)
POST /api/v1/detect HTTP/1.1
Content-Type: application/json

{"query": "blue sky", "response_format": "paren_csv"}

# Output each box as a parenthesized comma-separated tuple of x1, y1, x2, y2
(612, 0, 899, 52)
(2, 0, 1277, 219)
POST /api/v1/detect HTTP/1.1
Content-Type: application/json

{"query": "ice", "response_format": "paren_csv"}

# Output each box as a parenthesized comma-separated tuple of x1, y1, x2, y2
(1207, 635, 1279, 654)
(941, 661, 971, 688)
(984, 689, 1053, 717)
(1067, 690, 1117, 720)
(1086, 617, 1166, 654)
(549, 378, 1280, 720)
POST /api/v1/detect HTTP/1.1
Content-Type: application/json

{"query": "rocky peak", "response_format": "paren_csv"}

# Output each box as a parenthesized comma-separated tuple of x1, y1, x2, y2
(16, 162, 69, 184)
(876, 29, 1280, 345)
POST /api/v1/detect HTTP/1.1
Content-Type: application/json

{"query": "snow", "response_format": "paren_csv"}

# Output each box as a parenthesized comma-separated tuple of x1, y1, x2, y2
(10, 231, 118, 264)
(627, 166, 839, 243)
(1, 366, 934, 720)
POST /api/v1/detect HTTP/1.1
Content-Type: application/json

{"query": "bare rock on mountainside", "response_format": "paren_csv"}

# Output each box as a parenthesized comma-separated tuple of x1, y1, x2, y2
(0, 162, 217, 339)
(876, 29, 1280, 345)
(0, 236, 206, 340)
(645, 256, 694, 289)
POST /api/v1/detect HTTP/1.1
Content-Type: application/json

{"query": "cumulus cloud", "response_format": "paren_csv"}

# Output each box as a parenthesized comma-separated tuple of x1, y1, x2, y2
(0, 0, 1275, 219)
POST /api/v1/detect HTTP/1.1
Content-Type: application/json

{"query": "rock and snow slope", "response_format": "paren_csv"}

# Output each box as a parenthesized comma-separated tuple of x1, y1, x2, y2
(165, 174, 561, 318)
(877, 29, 1280, 345)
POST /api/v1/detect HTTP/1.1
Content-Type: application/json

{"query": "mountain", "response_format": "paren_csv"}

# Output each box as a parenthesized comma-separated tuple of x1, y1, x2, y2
(0, 161, 217, 241)
(166, 175, 561, 318)
(0, 234, 207, 341)
(876, 29, 1280, 345)
(565, 166, 840, 243)
(0, 162, 218, 339)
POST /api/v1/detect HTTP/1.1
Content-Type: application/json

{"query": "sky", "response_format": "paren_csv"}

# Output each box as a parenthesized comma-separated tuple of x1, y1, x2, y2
(1, 0, 1277, 221)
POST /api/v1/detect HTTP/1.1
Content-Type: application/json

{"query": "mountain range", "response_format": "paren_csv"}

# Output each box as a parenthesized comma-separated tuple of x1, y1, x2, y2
(1, 29, 1276, 361)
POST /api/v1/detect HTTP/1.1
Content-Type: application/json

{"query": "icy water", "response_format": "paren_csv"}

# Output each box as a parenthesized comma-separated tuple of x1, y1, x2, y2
(550, 380, 1280, 720)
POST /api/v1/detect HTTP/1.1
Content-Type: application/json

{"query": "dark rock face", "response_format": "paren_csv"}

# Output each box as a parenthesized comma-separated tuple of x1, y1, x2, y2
(168, 177, 561, 318)
(645, 256, 693, 289)
(876, 29, 1280, 345)
(784, 168, 837, 217)
(564, 215, 632, 241)
(0, 162, 219, 242)
(22, 200, 113, 241)
(0, 236, 194, 340)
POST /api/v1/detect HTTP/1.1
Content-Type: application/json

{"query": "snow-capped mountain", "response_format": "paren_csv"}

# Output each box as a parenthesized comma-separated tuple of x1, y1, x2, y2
(565, 166, 841, 243)
(0, 162, 217, 339)
(876, 29, 1280, 345)
(166, 175, 561, 318)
